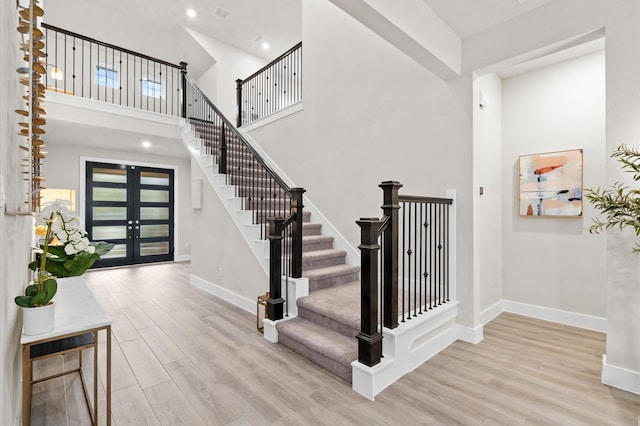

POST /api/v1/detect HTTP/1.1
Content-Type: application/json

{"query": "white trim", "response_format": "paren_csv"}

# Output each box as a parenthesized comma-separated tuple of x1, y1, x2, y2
(480, 300, 503, 325)
(79, 156, 182, 261)
(602, 355, 640, 395)
(502, 300, 606, 332)
(189, 274, 255, 314)
(455, 323, 483, 344)
(242, 101, 304, 131)
(352, 302, 462, 400)
(47, 91, 184, 126)
(174, 255, 191, 262)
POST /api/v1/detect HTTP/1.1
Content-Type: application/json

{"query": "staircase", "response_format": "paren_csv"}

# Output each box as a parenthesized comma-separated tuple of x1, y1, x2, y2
(184, 118, 362, 383)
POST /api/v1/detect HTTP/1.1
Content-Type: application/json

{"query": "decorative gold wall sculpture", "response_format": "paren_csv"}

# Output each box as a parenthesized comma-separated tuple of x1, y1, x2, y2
(16, 0, 45, 212)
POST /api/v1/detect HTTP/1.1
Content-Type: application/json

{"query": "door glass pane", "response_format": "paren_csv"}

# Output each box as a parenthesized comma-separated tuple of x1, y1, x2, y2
(140, 189, 169, 203)
(93, 207, 127, 221)
(140, 225, 169, 238)
(140, 171, 169, 186)
(93, 187, 126, 202)
(140, 207, 169, 220)
(92, 226, 127, 240)
(140, 241, 169, 256)
(93, 168, 126, 184)
(101, 243, 127, 259)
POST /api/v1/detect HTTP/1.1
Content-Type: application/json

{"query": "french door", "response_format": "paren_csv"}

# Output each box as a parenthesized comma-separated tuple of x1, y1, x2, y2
(85, 161, 174, 267)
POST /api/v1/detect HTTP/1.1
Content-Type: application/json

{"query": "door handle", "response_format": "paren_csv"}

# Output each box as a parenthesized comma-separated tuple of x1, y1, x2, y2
(128, 220, 133, 225)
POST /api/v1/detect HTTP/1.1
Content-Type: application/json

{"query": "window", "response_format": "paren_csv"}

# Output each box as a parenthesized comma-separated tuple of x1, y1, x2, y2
(142, 79, 164, 98)
(95, 66, 119, 88)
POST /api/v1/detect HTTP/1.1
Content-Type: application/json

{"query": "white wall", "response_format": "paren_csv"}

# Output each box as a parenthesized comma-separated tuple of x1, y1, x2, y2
(473, 73, 503, 320)
(501, 51, 606, 317)
(187, 28, 267, 121)
(0, 2, 35, 424)
(43, 142, 193, 260)
(249, 0, 476, 326)
(189, 159, 268, 303)
(603, 0, 640, 379)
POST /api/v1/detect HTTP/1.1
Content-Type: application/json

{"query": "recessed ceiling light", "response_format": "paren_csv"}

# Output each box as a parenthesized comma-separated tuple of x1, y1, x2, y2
(186, 8, 196, 18)
(261, 41, 270, 50)
(141, 141, 151, 148)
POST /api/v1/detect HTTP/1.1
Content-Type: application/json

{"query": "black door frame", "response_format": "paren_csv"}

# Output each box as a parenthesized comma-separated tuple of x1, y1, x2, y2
(84, 159, 176, 268)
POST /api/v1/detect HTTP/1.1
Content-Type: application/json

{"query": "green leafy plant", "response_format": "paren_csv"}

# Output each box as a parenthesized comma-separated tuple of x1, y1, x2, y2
(585, 144, 640, 253)
(15, 214, 58, 307)
(15, 200, 114, 308)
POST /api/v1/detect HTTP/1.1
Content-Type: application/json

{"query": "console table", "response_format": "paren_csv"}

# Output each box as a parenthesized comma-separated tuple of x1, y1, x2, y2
(20, 276, 111, 425)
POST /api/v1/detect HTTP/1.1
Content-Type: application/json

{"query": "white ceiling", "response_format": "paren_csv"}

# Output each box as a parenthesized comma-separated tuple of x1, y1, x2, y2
(88, 0, 302, 61)
(422, 0, 554, 38)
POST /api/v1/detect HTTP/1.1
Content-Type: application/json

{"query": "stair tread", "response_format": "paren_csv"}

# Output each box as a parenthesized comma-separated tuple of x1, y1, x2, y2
(298, 281, 360, 331)
(303, 264, 359, 279)
(302, 249, 346, 260)
(302, 235, 333, 242)
(277, 317, 357, 365)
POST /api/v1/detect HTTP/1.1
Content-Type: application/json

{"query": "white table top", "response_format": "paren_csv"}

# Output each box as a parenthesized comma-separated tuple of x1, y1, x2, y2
(20, 276, 111, 345)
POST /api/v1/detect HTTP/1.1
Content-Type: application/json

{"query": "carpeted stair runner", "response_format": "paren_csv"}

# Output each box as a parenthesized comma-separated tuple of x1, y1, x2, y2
(190, 120, 361, 383)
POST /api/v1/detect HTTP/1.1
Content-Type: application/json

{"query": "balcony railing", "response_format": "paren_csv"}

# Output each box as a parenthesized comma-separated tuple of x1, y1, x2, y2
(236, 42, 302, 127)
(42, 23, 184, 115)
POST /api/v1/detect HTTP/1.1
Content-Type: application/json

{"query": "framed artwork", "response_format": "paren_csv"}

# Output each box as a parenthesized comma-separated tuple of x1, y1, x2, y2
(518, 149, 583, 217)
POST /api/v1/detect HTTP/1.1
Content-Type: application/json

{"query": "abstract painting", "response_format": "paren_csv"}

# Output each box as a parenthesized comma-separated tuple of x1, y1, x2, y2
(519, 149, 583, 217)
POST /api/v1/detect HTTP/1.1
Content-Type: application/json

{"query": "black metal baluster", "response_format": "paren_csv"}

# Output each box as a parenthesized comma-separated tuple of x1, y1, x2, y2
(419, 202, 423, 314)
(402, 201, 407, 322)
(72, 36, 76, 96)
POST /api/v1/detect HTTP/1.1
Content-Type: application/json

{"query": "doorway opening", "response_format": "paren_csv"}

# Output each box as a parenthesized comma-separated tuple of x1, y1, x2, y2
(85, 161, 175, 267)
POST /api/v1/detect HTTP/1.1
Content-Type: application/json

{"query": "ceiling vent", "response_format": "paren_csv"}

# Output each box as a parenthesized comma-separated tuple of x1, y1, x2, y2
(253, 35, 264, 44)
(213, 7, 231, 20)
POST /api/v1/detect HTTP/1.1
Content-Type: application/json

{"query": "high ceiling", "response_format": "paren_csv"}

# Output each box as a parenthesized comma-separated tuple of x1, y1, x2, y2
(89, 0, 302, 61)
(85, 0, 557, 64)
(423, 0, 554, 38)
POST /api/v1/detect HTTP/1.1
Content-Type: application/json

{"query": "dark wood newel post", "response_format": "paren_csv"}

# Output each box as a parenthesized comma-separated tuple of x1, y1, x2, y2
(289, 188, 305, 278)
(180, 62, 188, 118)
(267, 217, 285, 321)
(220, 122, 228, 175)
(356, 217, 383, 367)
(380, 181, 402, 329)
(236, 79, 243, 128)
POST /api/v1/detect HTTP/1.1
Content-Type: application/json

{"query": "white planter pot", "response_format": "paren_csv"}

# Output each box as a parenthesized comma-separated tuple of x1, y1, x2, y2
(22, 302, 55, 335)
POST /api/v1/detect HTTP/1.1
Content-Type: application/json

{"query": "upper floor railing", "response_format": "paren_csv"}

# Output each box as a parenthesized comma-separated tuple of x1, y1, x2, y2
(357, 182, 454, 367)
(236, 42, 302, 127)
(42, 23, 184, 115)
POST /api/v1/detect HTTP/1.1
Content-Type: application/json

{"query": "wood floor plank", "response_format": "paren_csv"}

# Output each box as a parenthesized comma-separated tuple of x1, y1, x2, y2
(143, 380, 207, 425)
(111, 384, 159, 425)
(120, 338, 171, 389)
(138, 325, 186, 364)
(30, 263, 640, 426)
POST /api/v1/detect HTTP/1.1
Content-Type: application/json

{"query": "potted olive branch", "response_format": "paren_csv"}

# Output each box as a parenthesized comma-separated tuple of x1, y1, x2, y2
(585, 144, 640, 253)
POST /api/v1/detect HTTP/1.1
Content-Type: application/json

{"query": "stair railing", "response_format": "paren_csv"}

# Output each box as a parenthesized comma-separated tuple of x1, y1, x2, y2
(183, 75, 304, 320)
(42, 23, 185, 115)
(357, 181, 454, 367)
(236, 42, 302, 127)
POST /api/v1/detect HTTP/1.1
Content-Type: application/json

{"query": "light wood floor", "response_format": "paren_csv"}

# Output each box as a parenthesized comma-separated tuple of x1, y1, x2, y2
(30, 262, 640, 425)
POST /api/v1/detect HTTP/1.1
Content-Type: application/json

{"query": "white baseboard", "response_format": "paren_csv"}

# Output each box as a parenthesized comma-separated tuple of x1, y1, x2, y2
(502, 300, 606, 332)
(480, 300, 503, 325)
(174, 254, 191, 262)
(455, 323, 483, 344)
(189, 274, 255, 314)
(480, 299, 606, 333)
(602, 355, 640, 395)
